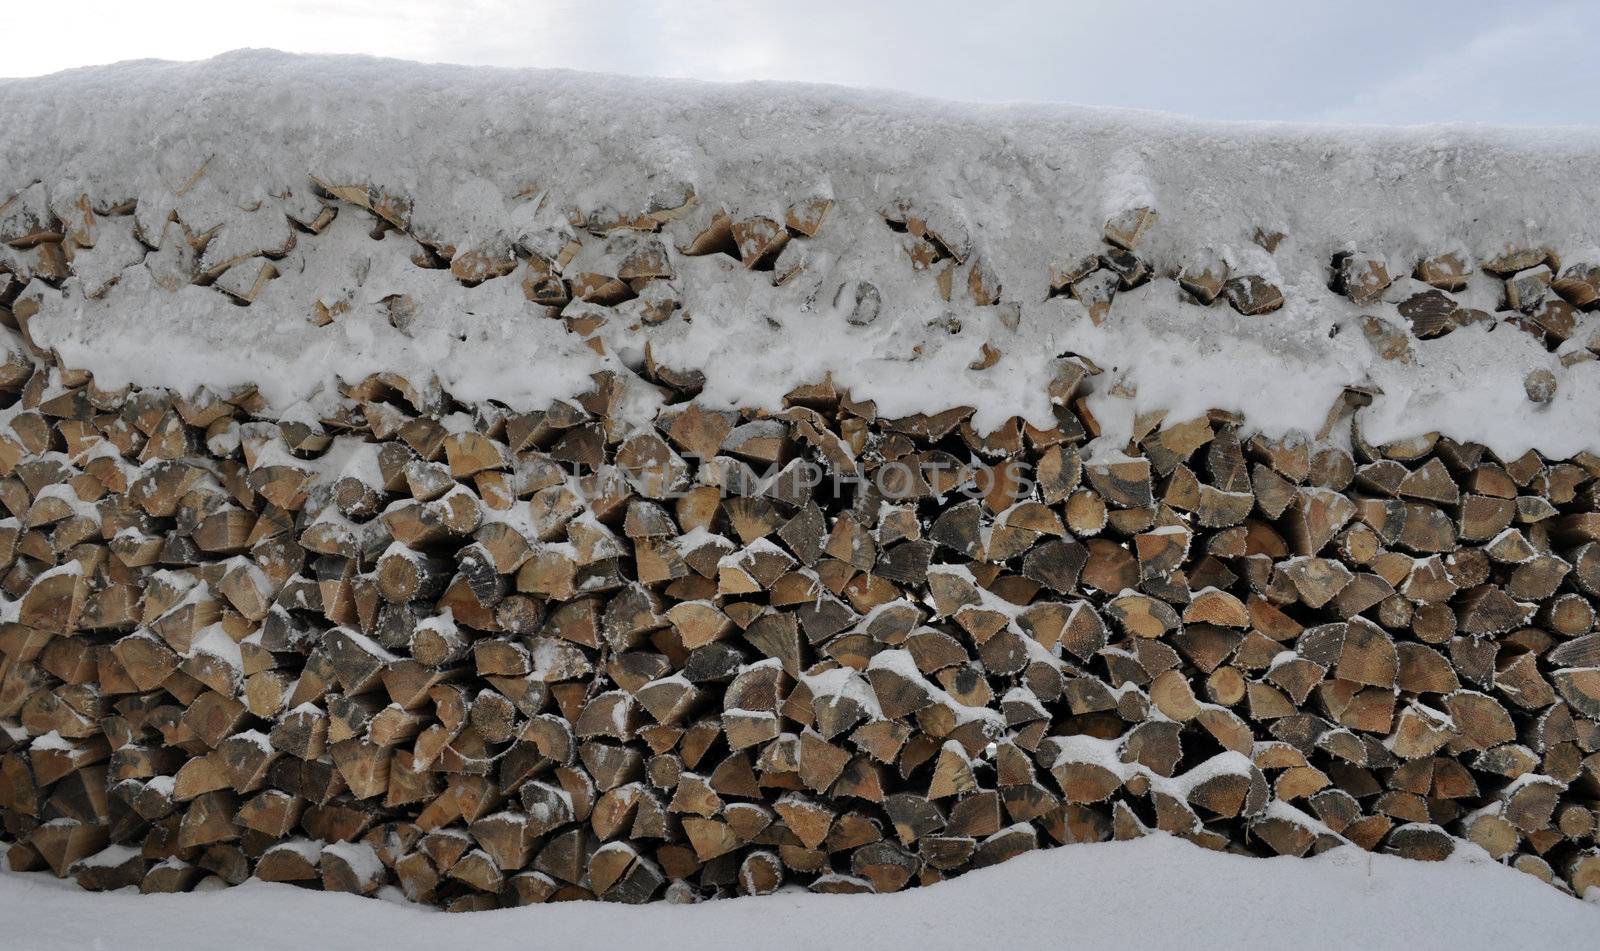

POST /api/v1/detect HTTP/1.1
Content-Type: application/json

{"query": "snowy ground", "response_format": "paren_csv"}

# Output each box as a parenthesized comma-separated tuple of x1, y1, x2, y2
(2, 836, 1596, 951)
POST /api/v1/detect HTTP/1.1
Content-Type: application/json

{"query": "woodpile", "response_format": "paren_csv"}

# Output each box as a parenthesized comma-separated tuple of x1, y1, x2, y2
(0, 341, 1597, 907)
(3, 173, 1600, 908)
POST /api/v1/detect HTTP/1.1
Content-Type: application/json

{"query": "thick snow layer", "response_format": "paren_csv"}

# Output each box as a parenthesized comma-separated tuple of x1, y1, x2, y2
(3, 836, 1596, 951)
(4, 51, 1600, 457)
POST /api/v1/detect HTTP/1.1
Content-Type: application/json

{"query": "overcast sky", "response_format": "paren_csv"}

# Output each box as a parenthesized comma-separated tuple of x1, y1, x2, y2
(6, 0, 1596, 124)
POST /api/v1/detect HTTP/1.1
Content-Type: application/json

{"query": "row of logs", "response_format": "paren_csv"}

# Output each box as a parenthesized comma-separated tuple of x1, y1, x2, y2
(0, 335, 1598, 905)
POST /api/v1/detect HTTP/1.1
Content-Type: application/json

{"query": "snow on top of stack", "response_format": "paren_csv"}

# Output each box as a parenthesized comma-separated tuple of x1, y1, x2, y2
(3, 50, 1600, 457)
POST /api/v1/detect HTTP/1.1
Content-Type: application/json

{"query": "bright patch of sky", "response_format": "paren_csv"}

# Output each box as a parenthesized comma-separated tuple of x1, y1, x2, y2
(4, 0, 1594, 124)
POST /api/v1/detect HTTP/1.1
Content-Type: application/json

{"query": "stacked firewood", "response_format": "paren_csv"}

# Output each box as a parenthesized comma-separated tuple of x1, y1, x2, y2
(2, 173, 1600, 908)
(0, 340, 1597, 908)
